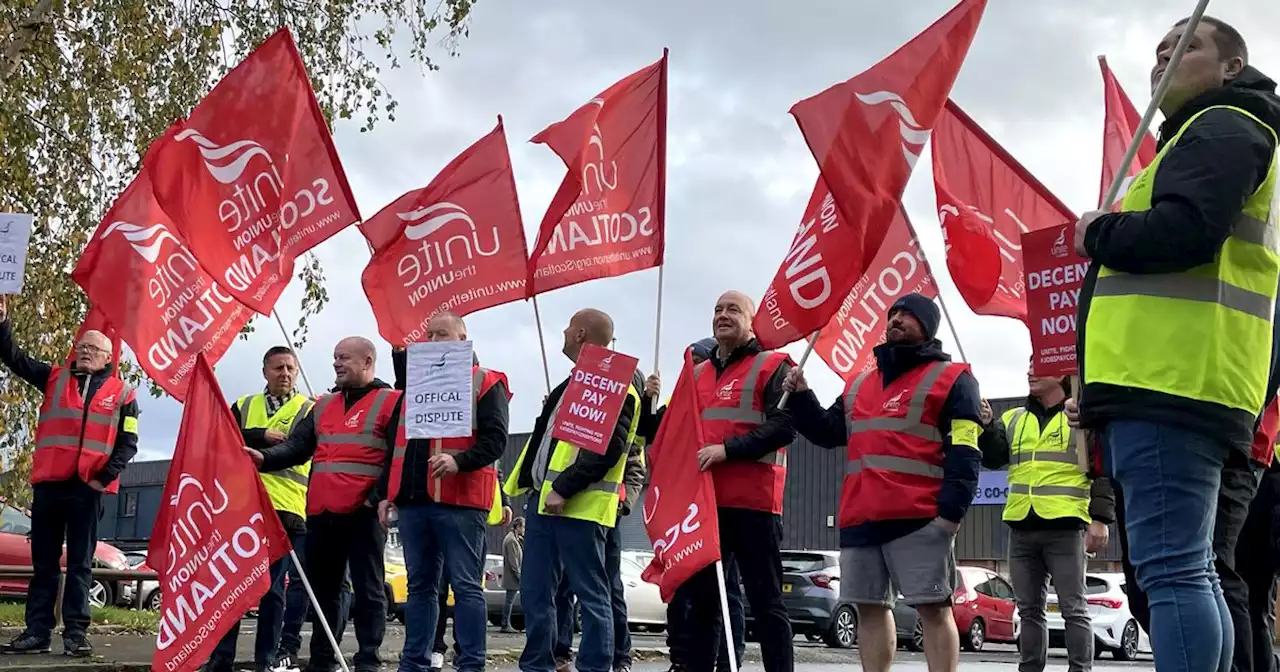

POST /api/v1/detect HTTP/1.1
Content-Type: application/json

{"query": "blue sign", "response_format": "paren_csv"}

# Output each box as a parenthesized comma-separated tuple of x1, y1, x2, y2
(973, 470, 1009, 505)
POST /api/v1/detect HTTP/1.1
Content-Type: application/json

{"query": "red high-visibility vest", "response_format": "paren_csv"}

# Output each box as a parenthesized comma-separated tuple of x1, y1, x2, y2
(33, 367, 134, 494)
(1250, 396, 1280, 467)
(695, 351, 793, 514)
(309, 388, 401, 515)
(839, 360, 968, 528)
(388, 366, 510, 510)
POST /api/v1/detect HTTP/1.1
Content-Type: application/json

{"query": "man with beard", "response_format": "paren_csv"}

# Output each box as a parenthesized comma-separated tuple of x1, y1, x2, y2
(784, 293, 982, 672)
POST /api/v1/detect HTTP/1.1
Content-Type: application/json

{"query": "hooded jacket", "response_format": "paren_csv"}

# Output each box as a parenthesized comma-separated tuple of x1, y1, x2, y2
(1078, 66, 1280, 452)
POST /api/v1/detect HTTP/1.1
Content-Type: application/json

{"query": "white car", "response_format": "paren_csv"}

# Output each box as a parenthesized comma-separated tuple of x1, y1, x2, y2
(618, 550, 665, 629)
(1046, 572, 1150, 660)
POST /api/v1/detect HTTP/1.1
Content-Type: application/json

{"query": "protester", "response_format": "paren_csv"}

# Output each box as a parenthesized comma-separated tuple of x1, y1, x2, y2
(502, 517, 525, 633)
(668, 291, 795, 672)
(1070, 15, 1280, 672)
(1234, 397, 1280, 672)
(202, 347, 316, 672)
(641, 337, 746, 672)
(784, 293, 981, 672)
(0, 297, 139, 657)
(247, 337, 398, 672)
(978, 365, 1114, 672)
(384, 313, 511, 672)
(503, 308, 640, 672)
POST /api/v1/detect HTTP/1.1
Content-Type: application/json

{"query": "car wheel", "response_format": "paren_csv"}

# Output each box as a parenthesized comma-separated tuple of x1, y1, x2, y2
(823, 605, 857, 649)
(1114, 620, 1139, 661)
(963, 618, 985, 652)
(88, 580, 111, 609)
(908, 621, 925, 652)
(145, 589, 163, 611)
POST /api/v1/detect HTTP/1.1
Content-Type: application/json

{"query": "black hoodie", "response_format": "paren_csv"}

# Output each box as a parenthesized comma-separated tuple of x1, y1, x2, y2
(260, 376, 400, 508)
(1078, 66, 1280, 452)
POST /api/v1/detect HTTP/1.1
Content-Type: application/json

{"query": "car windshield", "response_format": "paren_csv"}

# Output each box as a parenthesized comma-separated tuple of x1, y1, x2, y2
(0, 505, 31, 535)
(779, 553, 830, 573)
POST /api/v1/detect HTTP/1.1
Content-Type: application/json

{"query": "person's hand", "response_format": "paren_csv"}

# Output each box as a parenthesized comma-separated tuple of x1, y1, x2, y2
(783, 368, 808, 394)
(1064, 398, 1081, 429)
(933, 517, 960, 536)
(501, 506, 513, 526)
(1085, 521, 1110, 553)
(392, 345, 406, 353)
(264, 428, 287, 444)
(244, 447, 264, 467)
(644, 373, 661, 398)
(1074, 211, 1104, 257)
(378, 500, 394, 528)
(697, 444, 727, 471)
(429, 454, 459, 478)
(544, 490, 566, 514)
(87, 479, 105, 492)
(979, 399, 993, 425)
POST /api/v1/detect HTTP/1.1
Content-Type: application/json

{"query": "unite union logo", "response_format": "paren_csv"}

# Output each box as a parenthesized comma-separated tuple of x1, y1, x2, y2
(101, 221, 182, 264)
(174, 129, 274, 185)
(882, 390, 907, 413)
(717, 378, 739, 401)
(398, 202, 477, 241)
(345, 410, 366, 429)
(1050, 228, 1070, 259)
(855, 90, 930, 169)
(598, 353, 615, 373)
(97, 394, 117, 411)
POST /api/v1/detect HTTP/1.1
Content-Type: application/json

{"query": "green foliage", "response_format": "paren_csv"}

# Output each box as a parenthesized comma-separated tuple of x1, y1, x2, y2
(0, 0, 476, 503)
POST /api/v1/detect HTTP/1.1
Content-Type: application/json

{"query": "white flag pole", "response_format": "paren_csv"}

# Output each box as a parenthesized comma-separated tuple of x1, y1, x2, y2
(531, 297, 553, 395)
(775, 331, 820, 410)
(714, 561, 739, 672)
(651, 263, 665, 413)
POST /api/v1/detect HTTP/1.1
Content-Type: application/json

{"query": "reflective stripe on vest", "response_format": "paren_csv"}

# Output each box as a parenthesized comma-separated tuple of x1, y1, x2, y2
(843, 362, 950, 476)
(1008, 483, 1089, 499)
(313, 390, 395, 475)
(35, 369, 129, 457)
(1001, 406, 1090, 523)
(238, 393, 313, 490)
(698, 354, 785, 466)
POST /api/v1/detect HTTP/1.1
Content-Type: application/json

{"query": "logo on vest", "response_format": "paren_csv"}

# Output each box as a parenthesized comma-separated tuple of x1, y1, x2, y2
(1050, 228, 1070, 259)
(717, 378, 739, 401)
(97, 394, 117, 411)
(345, 410, 366, 429)
(882, 390, 907, 413)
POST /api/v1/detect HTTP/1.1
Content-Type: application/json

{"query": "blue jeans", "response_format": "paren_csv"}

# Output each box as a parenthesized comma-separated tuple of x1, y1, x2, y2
(554, 574, 578, 659)
(1107, 420, 1233, 672)
(278, 533, 311, 657)
(520, 499, 612, 672)
(397, 501, 487, 672)
(605, 524, 632, 667)
(210, 530, 306, 666)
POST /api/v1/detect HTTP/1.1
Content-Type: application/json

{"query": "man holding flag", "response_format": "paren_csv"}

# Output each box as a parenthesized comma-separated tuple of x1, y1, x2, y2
(0, 298, 139, 658)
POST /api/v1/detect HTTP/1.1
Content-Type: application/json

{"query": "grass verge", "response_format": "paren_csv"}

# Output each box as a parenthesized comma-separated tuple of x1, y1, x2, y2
(0, 602, 158, 634)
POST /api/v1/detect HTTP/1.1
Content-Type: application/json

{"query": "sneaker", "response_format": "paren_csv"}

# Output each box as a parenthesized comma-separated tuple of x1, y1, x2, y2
(429, 651, 445, 672)
(555, 656, 573, 672)
(272, 651, 301, 672)
(62, 634, 93, 658)
(2, 632, 51, 654)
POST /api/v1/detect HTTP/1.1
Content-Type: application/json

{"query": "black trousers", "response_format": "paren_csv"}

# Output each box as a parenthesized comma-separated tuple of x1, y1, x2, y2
(26, 480, 101, 639)
(668, 555, 744, 671)
(676, 507, 792, 672)
(305, 508, 387, 671)
(1237, 470, 1280, 672)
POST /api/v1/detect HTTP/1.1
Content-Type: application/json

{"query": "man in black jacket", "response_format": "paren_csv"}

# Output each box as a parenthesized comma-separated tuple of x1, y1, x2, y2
(0, 298, 138, 658)
(247, 337, 397, 672)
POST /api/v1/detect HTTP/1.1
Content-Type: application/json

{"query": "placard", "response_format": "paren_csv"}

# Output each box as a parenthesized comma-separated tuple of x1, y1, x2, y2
(405, 341, 474, 439)
(1022, 224, 1090, 377)
(0, 214, 34, 294)
(551, 344, 639, 455)
(972, 470, 1010, 505)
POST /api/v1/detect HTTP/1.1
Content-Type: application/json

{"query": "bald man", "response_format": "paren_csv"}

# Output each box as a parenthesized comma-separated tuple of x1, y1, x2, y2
(504, 308, 642, 672)
(249, 336, 401, 672)
(674, 290, 797, 672)
(0, 298, 138, 657)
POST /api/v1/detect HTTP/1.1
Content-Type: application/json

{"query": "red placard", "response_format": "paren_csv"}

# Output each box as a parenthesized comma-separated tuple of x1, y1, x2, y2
(551, 344, 639, 455)
(1022, 224, 1089, 376)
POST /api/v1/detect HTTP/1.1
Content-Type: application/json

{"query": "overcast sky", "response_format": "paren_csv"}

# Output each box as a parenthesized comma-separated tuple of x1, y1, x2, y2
(93, 0, 1280, 461)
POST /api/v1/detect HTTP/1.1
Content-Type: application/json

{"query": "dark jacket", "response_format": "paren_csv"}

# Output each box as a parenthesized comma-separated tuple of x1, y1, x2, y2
(259, 377, 400, 509)
(706, 339, 796, 462)
(978, 395, 1116, 529)
(619, 369, 650, 516)
(389, 348, 510, 506)
(1078, 66, 1280, 452)
(0, 320, 139, 487)
(789, 339, 982, 547)
(514, 370, 638, 501)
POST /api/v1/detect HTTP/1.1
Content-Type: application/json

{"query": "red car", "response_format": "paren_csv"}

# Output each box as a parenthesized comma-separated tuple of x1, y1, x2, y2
(0, 501, 133, 608)
(893, 565, 1020, 652)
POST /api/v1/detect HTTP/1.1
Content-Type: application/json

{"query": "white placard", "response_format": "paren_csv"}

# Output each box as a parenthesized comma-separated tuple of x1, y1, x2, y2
(406, 341, 474, 439)
(0, 214, 34, 294)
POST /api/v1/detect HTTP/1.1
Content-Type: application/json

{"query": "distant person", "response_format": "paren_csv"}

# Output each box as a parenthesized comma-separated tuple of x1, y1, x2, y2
(502, 518, 525, 633)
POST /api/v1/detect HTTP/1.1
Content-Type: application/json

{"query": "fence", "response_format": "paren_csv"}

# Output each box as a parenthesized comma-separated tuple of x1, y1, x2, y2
(0, 566, 159, 626)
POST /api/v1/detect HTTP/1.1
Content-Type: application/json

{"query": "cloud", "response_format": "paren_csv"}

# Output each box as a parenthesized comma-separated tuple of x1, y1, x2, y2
(129, 0, 1280, 452)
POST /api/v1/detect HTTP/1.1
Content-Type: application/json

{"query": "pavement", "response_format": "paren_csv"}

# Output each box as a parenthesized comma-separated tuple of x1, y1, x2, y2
(0, 624, 1155, 671)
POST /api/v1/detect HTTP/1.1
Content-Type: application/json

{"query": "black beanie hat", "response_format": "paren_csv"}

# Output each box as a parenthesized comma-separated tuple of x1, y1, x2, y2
(890, 293, 941, 340)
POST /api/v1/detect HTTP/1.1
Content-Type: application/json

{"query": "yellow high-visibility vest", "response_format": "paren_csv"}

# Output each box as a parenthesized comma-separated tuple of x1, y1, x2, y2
(236, 392, 314, 518)
(1000, 407, 1090, 523)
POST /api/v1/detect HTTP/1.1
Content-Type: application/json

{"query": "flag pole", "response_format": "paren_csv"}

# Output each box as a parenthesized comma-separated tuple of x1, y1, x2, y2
(714, 560, 740, 672)
(906, 216, 969, 363)
(651, 263, 665, 413)
(531, 297, 553, 395)
(776, 331, 820, 410)
(268, 309, 349, 672)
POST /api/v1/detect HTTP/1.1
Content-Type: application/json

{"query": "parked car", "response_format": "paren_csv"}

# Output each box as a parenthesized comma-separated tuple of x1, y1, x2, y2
(485, 550, 666, 632)
(892, 565, 1020, 652)
(123, 552, 163, 611)
(0, 501, 133, 608)
(743, 550, 857, 649)
(1046, 572, 1150, 660)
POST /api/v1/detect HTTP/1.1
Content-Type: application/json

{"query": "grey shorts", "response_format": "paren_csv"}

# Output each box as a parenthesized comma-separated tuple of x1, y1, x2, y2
(840, 519, 957, 608)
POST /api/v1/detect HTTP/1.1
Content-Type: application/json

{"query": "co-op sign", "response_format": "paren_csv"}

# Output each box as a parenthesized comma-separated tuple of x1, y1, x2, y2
(973, 470, 1010, 505)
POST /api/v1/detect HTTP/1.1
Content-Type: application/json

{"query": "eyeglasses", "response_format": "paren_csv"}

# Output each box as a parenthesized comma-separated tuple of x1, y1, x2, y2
(74, 343, 108, 355)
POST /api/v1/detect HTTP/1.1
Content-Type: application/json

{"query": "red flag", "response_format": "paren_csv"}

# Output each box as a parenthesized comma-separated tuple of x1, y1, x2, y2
(932, 100, 1076, 323)
(757, 0, 986, 348)
(641, 348, 721, 602)
(144, 27, 361, 316)
(1099, 56, 1157, 209)
(71, 169, 252, 401)
(147, 354, 289, 672)
(814, 208, 937, 381)
(361, 119, 528, 345)
(525, 50, 667, 297)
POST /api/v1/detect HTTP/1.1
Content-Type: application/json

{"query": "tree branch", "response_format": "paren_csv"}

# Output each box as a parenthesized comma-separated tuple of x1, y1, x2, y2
(0, 0, 55, 86)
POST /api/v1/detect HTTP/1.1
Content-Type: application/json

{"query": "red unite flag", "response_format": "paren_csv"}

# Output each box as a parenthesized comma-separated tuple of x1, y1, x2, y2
(755, 0, 986, 349)
(71, 169, 252, 401)
(144, 27, 361, 316)
(814, 206, 937, 381)
(360, 119, 529, 346)
(148, 354, 289, 672)
(932, 100, 1076, 323)
(641, 349, 721, 602)
(525, 50, 668, 297)
(1099, 55, 1157, 209)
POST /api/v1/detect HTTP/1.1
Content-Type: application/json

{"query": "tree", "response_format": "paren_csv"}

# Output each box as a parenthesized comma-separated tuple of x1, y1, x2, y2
(0, 0, 476, 506)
